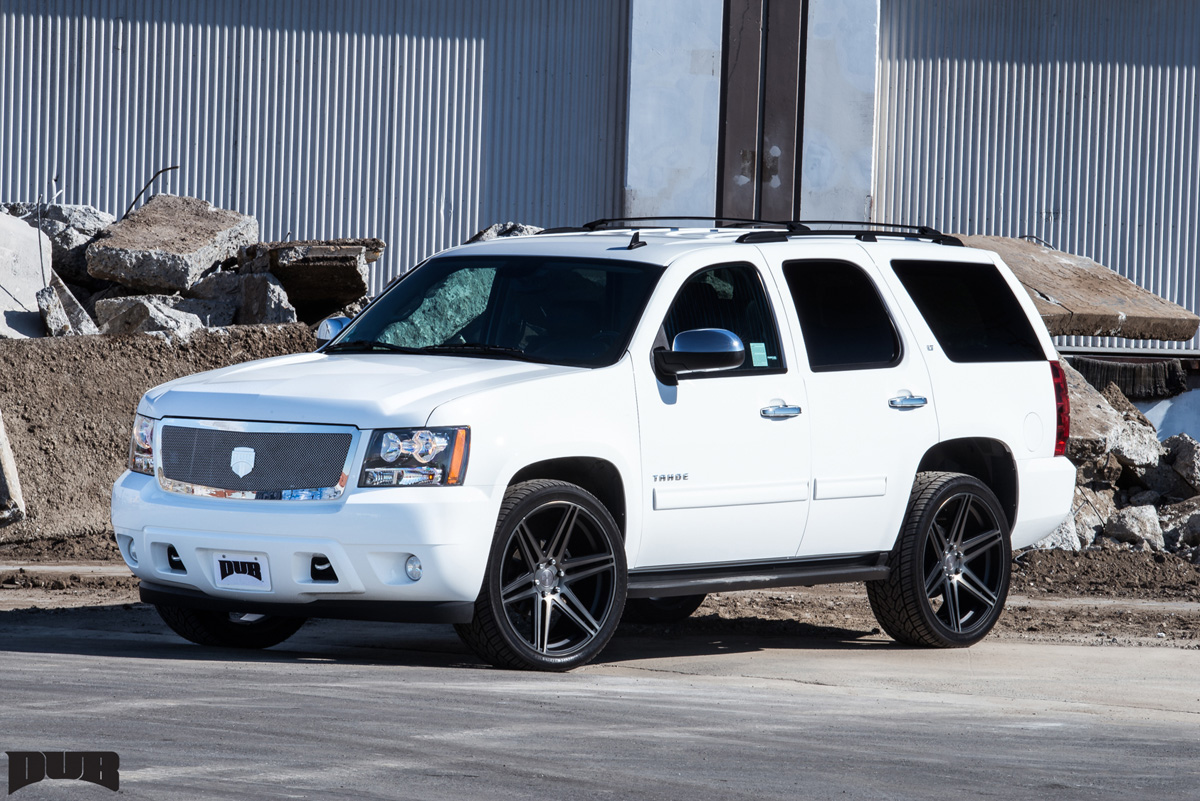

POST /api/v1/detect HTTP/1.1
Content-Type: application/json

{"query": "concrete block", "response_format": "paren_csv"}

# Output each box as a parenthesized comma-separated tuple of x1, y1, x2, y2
(3, 202, 115, 288)
(237, 273, 297, 324)
(0, 213, 51, 338)
(96, 295, 212, 339)
(86, 194, 258, 293)
(240, 240, 372, 323)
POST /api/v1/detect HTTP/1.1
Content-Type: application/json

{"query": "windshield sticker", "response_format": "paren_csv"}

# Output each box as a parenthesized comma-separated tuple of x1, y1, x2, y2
(750, 342, 768, 367)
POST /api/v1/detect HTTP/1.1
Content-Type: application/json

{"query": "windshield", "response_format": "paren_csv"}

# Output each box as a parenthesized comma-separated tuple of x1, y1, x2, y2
(328, 255, 664, 367)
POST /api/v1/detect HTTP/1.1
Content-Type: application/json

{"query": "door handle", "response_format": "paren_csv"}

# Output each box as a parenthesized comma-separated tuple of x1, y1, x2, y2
(760, 405, 802, 418)
(888, 395, 928, 409)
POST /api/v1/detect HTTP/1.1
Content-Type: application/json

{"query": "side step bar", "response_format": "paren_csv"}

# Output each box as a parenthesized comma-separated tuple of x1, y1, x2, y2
(627, 553, 890, 598)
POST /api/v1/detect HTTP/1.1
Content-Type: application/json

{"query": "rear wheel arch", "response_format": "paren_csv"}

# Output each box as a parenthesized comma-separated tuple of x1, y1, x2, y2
(916, 438, 1018, 531)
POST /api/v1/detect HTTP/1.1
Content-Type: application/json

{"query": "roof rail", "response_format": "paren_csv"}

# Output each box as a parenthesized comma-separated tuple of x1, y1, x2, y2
(576, 216, 810, 232)
(540, 217, 962, 246)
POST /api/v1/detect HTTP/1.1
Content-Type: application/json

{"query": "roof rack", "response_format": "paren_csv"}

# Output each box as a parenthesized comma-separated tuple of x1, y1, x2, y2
(538, 217, 962, 246)
(541, 216, 809, 233)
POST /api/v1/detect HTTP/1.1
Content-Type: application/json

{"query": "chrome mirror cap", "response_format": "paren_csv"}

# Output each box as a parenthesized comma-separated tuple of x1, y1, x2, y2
(316, 316, 352, 347)
(672, 328, 745, 359)
(653, 328, 746, 383)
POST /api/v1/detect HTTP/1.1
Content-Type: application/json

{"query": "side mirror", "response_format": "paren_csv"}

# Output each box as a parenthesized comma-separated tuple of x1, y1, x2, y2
(316, 316, 351, 347)
(653, 328, 744, 384)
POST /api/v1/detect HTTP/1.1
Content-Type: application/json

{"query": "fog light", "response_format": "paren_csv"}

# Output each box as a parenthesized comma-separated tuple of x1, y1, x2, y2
(128, 541, 138, 564)
(405, 555, 423, 581)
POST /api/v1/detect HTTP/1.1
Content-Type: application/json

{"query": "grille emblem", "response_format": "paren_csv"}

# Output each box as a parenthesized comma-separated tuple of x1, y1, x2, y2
(230, 447, 256, 478)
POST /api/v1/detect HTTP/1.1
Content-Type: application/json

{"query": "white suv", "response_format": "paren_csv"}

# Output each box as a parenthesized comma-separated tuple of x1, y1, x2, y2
(111, 221, 1075, 670)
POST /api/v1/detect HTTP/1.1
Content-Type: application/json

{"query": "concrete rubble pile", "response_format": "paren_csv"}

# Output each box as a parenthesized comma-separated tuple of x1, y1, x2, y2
(1037, 358, 1200, 562)
(0, 193, 388, 341)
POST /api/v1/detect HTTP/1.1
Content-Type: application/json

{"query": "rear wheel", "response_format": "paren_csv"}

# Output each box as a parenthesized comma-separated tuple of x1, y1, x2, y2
(155, 605, 306, 649)
(623, 594, 707, 624)
(867, 472, 1011, 648)
(455, 480, 627, 671)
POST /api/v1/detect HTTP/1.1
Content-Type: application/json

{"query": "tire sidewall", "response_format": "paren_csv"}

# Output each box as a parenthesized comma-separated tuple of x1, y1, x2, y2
(901, 474, 1011, 647)
(483, 481, 628, 670)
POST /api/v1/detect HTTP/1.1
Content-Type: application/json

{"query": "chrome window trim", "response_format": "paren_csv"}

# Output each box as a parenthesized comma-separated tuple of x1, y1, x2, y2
(154, 418, 361, 501)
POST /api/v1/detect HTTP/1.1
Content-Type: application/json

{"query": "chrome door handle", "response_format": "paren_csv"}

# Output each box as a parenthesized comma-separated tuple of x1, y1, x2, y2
(888, 395, 928, 409)
(760, 405, 802, 418)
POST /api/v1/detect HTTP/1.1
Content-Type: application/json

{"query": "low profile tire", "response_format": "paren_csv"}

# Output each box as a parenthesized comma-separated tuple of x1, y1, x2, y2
(622, 594, 706, 624)
(155, 605, 306, 649)
(455, 480, 627, 671)
(866, 472, 1011, 648)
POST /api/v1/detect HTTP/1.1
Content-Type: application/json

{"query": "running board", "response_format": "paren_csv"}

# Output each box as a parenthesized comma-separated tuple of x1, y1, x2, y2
(627, 553, 890, 598)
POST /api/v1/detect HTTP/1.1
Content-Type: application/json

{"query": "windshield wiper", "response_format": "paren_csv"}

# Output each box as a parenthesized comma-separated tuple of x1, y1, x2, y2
(421, 343, 539, 361)
(323, 339, 425, 354)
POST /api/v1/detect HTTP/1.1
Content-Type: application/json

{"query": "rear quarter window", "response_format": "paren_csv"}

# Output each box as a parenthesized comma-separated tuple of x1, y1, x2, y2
(891, 260, 1044, 363)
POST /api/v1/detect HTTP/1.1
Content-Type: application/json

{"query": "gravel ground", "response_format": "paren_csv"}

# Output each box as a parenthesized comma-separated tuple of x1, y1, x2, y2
(3, 532, 1199, 647)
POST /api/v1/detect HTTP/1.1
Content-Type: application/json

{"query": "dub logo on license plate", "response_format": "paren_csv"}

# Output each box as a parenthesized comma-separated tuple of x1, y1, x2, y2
(212, 552, 271, 591)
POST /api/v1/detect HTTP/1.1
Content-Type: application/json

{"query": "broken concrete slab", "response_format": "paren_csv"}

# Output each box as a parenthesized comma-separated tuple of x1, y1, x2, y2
(249, 238, 387, 263)
(87, 194, 258, 293)
(185, 269, 242, 303)
(466, 221, 544, 243)
(96, 294, 232, 338)
(36, 286, 71, 336)
(0, 408, 24, 526)
(240, 240, 371, 323)
(236, 273, 297, 325)
(960, 235, 1200, 341)
(1103, 505, 1165, 550)
(37, 272, 99, 336)
(3, 202, 115, 288)
(0, 212, 51, 338)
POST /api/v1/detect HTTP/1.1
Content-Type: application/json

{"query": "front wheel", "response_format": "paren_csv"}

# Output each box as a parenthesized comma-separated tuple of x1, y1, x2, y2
(155, 605, 306, 649)
(455, 480, 627, 671)
(866, 472, 1011, 648)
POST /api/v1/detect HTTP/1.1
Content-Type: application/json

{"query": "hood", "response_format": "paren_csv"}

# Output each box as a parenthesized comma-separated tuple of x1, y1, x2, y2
(138, 352, 580, 428)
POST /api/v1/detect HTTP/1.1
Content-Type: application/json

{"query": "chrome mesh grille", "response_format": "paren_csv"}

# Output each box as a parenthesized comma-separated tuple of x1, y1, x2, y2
(160, 425, 353, 493)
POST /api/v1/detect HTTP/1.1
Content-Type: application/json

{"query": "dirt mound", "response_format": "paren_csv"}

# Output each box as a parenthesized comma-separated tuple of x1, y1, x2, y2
(1012, 547, 1200, 601)
(0, 325, 316, 542)
(0, 530, 121, 561)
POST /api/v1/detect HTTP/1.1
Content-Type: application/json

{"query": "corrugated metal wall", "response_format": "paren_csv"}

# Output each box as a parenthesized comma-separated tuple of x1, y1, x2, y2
(875, 0, 1200, 354)
(0, 0, 630, 294)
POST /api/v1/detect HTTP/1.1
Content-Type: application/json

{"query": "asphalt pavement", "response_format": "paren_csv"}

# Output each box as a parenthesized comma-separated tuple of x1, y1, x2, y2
(1, 604, 1197, 800)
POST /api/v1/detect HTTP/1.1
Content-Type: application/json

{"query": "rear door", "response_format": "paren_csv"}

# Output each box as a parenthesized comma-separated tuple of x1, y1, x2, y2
(756, 242, 940, 557)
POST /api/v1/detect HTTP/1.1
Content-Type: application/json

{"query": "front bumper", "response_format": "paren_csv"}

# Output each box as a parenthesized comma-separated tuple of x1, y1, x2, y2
(111, 471, 500, 612)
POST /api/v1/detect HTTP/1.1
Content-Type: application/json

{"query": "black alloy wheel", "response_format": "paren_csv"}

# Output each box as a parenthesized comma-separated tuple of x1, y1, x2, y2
(456, 480, 627, 671)
(867, 472, 1011, 648)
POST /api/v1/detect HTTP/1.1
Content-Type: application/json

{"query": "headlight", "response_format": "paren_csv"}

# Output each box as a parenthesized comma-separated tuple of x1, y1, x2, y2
(128, 413, 156, 475)
(359, 427, 470, 487)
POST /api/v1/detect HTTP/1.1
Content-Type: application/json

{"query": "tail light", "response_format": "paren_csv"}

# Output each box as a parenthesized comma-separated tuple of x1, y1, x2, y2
(1049, 361, 1070, 457)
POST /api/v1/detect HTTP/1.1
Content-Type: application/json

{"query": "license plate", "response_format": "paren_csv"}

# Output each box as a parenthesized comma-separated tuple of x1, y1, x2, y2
(212, 552, 271, 591)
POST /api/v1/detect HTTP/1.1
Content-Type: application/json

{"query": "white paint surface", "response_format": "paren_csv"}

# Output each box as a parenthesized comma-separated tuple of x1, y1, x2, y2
(624, 0, 723, 217)
(800, 0, 879, 220)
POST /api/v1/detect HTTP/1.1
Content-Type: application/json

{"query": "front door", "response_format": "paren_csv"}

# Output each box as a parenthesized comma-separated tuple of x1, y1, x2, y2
(632, 260, 811, 568)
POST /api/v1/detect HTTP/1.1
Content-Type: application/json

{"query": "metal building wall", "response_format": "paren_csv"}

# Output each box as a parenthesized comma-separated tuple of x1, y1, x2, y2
(0, 1, 630, 294)
(875, 1, 1200, 354)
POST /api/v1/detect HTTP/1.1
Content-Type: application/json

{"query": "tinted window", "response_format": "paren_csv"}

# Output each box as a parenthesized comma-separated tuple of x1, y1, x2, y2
(892, 260, 1044, 363)
(783, 260, 901, 371)
(335, 256, 663, 367)
(662, 263, 784, 375)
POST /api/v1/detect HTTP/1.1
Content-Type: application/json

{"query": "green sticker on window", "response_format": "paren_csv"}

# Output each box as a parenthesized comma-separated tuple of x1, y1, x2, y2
(750, 342, 768, 367)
